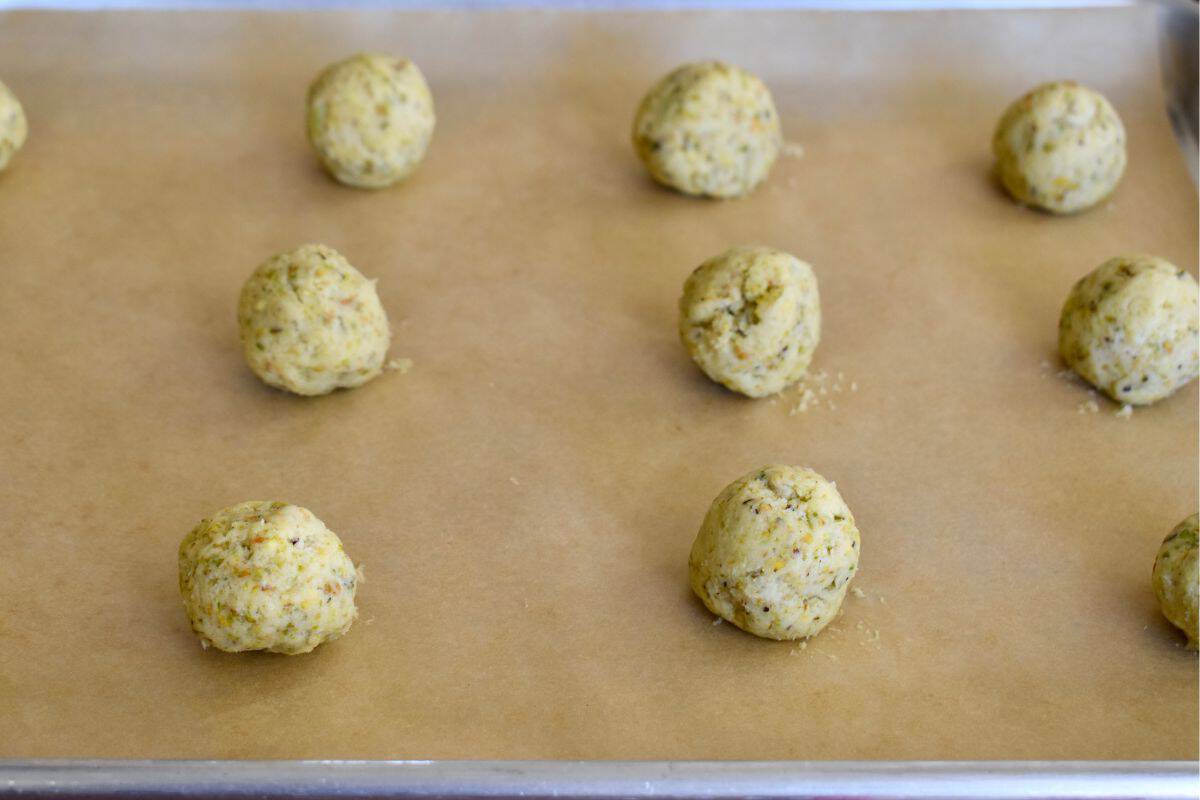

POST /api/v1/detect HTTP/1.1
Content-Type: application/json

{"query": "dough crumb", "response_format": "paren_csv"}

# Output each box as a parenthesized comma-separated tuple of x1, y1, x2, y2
(851, 587, 866, 599)
(1114, 404, 1133, 419)
(1077, 399, 1100, 414)
(508, 476, 520, 486)
(385, 357, 413, 374)
(782, 141, 805, 160)
(711, 617, 723, 626)
(786, 368, 856, 415)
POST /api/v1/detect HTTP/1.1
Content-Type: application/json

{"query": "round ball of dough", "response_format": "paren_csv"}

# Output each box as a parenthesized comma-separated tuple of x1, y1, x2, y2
(679, 245, 820, 398)
(1153, 513, 1198, 649)
(238, 243, 391, 396)
(178, 501, 360, 655)
(633, 61, 782, 199)
(306, 53, 435, 189)
(689, 465, 860, 641)
(0, 79, 28, 172)
(1058, 255, 1199, 405)
(992, 81, 1126, 214)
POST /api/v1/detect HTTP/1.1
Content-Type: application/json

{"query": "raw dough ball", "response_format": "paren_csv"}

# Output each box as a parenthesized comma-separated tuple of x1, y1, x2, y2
(0, 79, 27, 172)
(632, 61, 782, 198)
(178, 501, 360, 655)
(992, 81, 1126, 214)
(238, 243, 391, 396)
(306, 53, 435, 189)
(1153, 513, 1198, 649)
(679, 245, 820, 398)
(689, 465, 860, 641)
(1058, 255, 1199, 405)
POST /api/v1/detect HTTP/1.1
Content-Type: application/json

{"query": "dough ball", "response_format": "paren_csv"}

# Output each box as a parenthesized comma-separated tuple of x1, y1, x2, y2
(679, 245, 820, 398)
(0, 79, 27, 172)
(178, 501, 360, 655)
(238, 243, 391, 396)
(1153, 514, 1198, 649)
(1058, 255, 1199, 405)
(306, 53, 435, 189)
(992, 81, 1126, 214)
(633, 61, 782, 198)
(689, 466, 860, 640)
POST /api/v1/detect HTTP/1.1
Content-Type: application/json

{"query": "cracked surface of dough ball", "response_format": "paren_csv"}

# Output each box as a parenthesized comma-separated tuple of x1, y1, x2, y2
(238, 243, 391, 396)
(178, 501, 360, 655)
(633, 61, 782, 198)
(1153, 514, 1198, 649)
(679, 245, 820, 398)
(0, 79, 27, 172)
(992, 81, 1125, 214)
(307, 53, 435, 189)
(689, 465, 860, 641)
(1058, 255, 1199, 405)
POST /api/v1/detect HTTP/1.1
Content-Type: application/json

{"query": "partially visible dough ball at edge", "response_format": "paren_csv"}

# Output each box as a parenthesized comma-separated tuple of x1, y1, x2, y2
(1153, 513, 1198, 649)
(0, 79, 28, 172)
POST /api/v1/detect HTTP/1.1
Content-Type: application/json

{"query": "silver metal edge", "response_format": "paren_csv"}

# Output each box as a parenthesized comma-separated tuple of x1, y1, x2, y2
(0, 760, 1197, 798)
(0, 0, 1143, 13)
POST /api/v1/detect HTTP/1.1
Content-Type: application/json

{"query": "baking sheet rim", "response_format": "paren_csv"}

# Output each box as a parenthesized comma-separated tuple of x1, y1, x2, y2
(0, 759, 1196, 798)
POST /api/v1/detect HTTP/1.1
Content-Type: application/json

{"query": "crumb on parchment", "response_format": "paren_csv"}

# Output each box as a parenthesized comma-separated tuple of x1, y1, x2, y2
(786, 369, 858, 415)
(386, 357, 413, 374)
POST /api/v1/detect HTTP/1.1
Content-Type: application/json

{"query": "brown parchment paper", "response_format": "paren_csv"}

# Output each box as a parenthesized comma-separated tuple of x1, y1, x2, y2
(0, 6, 1195, 762)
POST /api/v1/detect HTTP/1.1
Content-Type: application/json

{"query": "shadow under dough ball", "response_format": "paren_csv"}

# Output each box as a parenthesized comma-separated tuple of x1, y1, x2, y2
(307, 53, 435, 189)
(679, 245, 820, 398)
(688, 465, 861, 641)
(0, 79, 27, 172)
(632, 61, 782, 199)
(1153, 513, 1198, 649)
(238, 243, 392, 396)
(178, 501, 361, 655)
(1058, 255, 1199, 405)
(992, 80, 1126, 214)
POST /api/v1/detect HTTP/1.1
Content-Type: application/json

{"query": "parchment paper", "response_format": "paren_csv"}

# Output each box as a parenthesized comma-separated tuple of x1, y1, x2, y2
(0, 6, 1195, 761)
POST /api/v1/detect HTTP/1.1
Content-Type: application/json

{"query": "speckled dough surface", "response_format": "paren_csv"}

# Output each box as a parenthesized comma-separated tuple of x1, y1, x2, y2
(307, 53, 435, 189)
(1153, 514, 1198, 649)
(238, 243, 391, 396)
(0, 79, 27, 172)
(632, 61, 782, 198)
(992, 81, 1126, 214)
(679, 245, 820, 398)
(178, 501, 360, 655)
(688, 465, 860, 641)
(1058, 255, 1199, 405)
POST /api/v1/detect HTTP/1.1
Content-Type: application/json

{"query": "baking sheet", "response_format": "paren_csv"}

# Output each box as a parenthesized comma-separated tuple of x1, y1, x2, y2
(0, 6, 1195, 762)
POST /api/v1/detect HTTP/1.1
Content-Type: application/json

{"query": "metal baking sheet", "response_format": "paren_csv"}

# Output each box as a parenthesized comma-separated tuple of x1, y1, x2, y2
(0, 0, 1196, 795)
